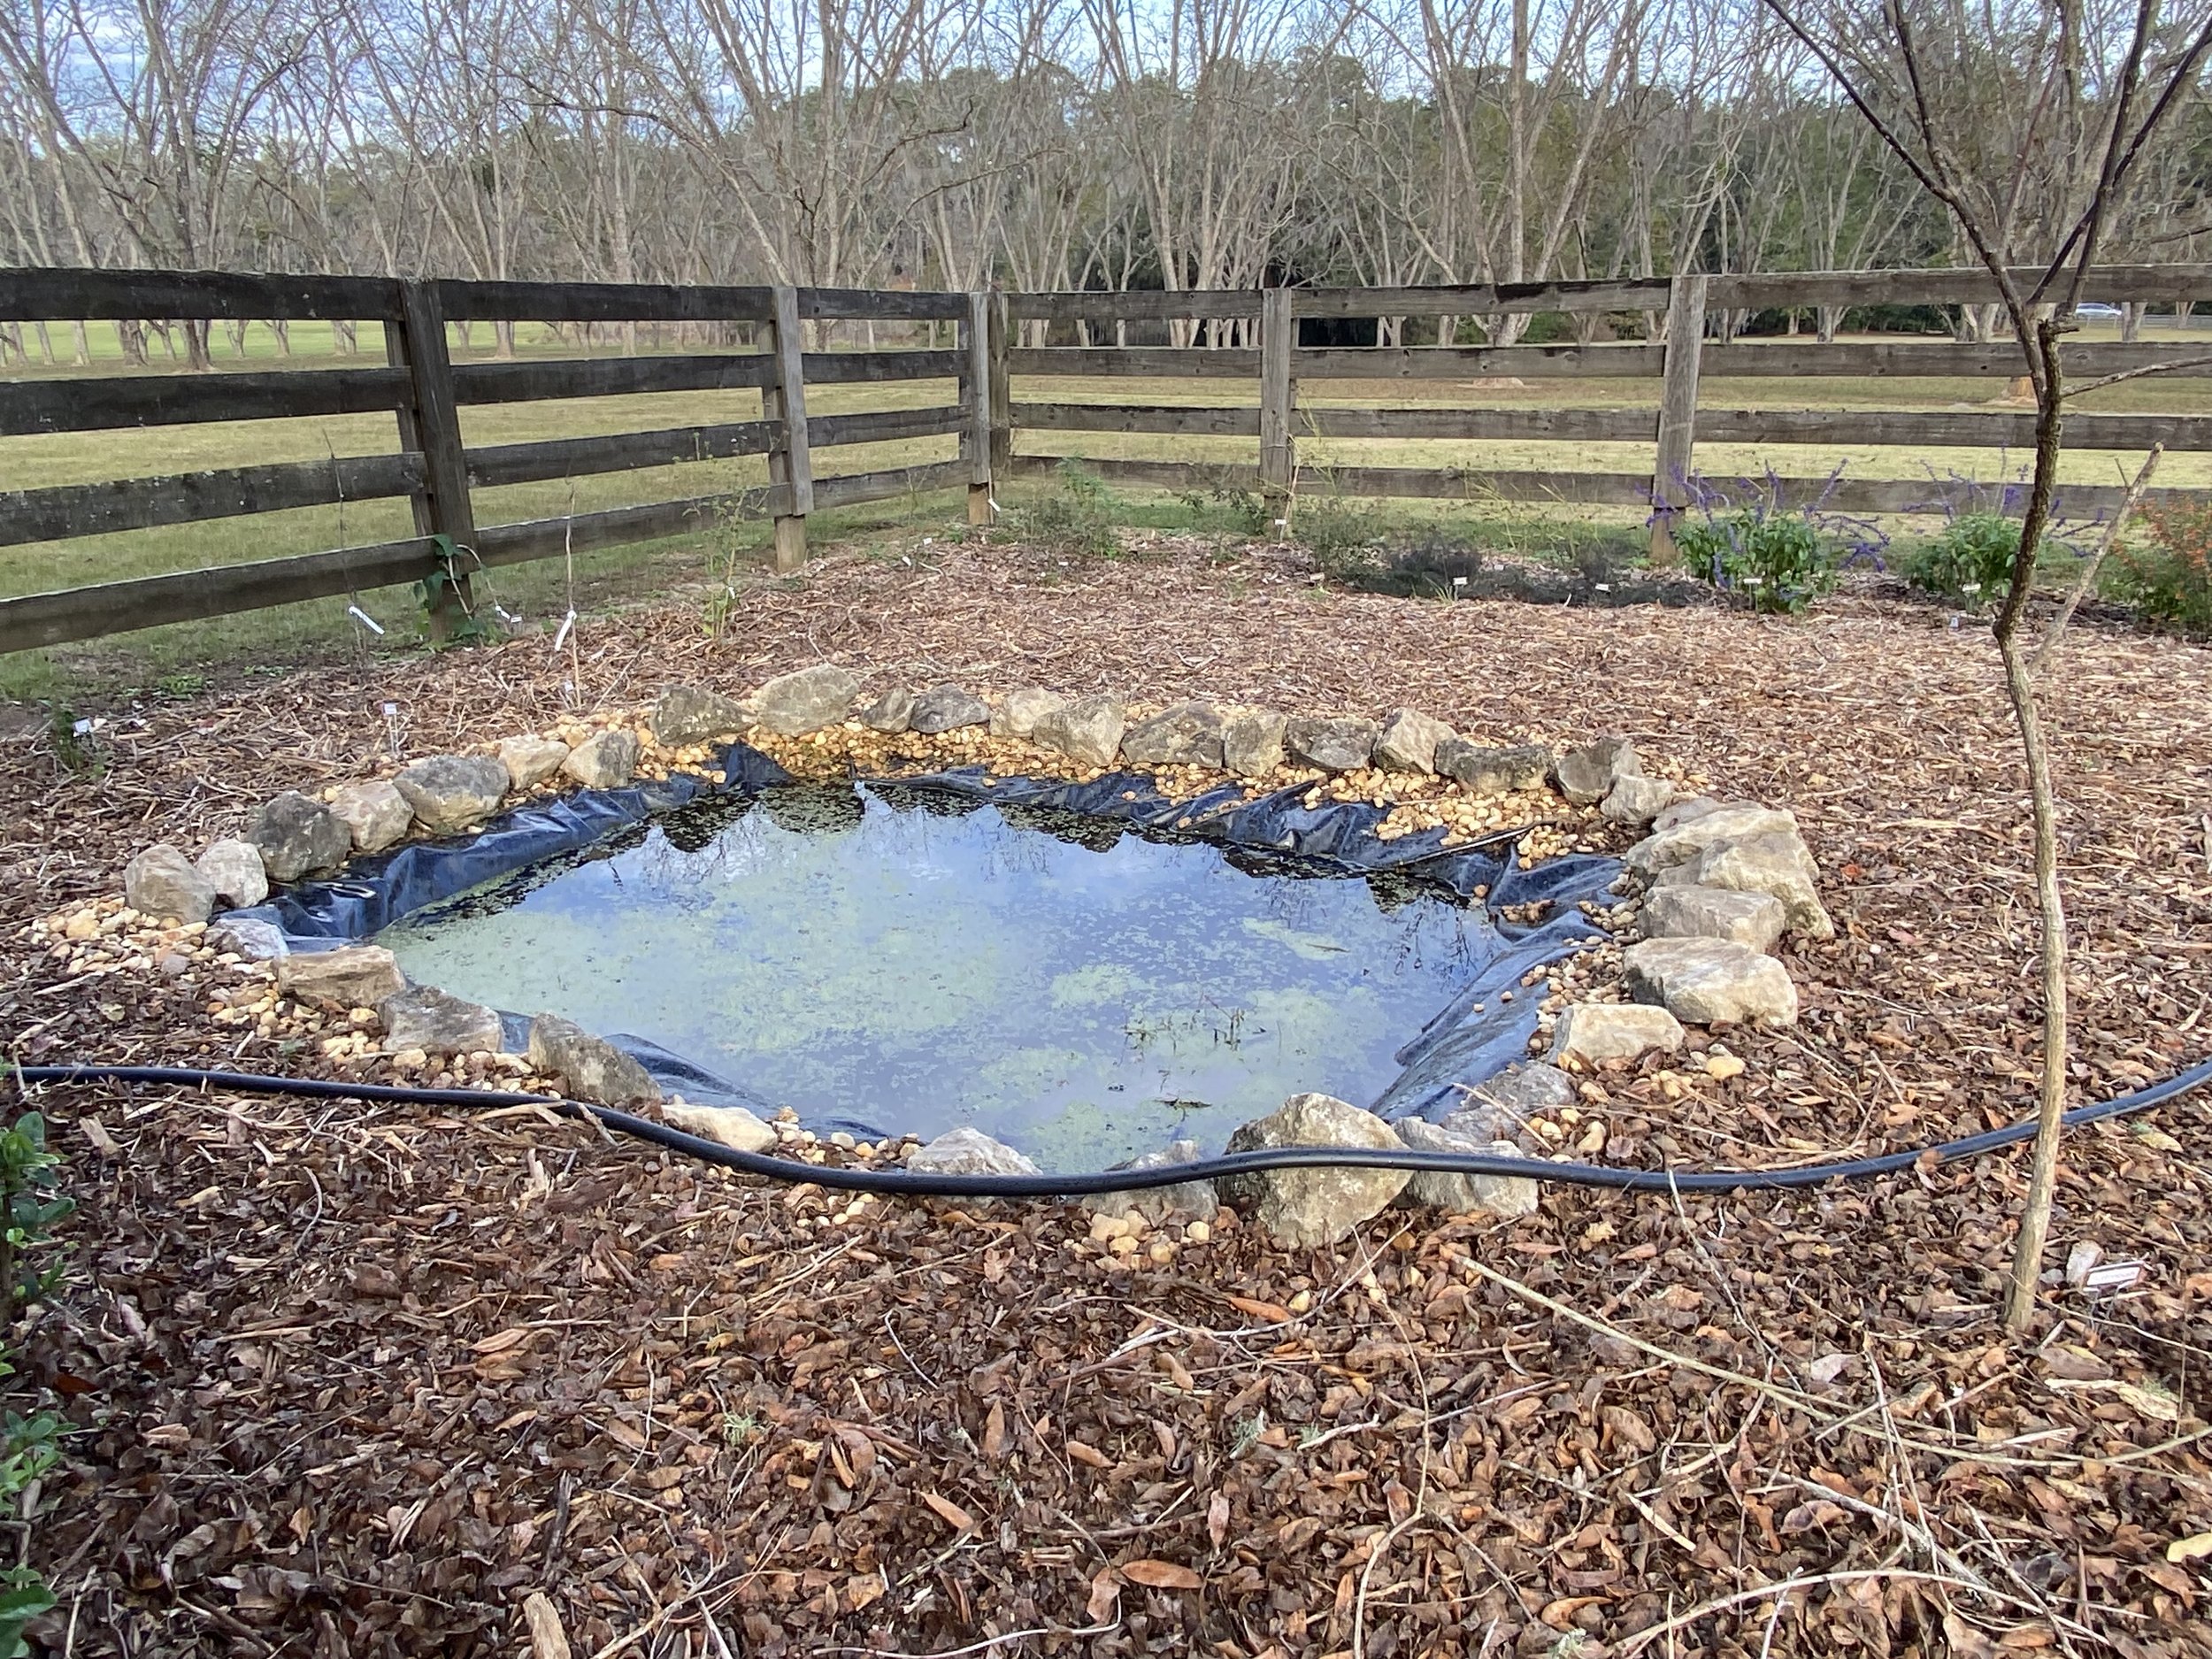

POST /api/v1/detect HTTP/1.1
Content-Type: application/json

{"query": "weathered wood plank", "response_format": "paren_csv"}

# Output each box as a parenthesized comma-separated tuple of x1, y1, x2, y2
(0, 452, 423, 548)
(1294, 345, 1667, 380)
(765, 286, 812, 570)
(1699, 341, 2212, 378)
(1260, 288, 1294, 498)
(466, 422, 777, 488)
(812, 404, 968, 448)
(438, 279, 774, 323)
(1008, 455, 1261, 490)
(798, 349, 965, 384)
(1303, 405, 1654, 441)
(1295, 279, 1676, 319)
(0, 365, 411, 435)
(1005, 291, 1266, 323)
(1012, 403, 1263, 436)
(799, 288, 970, 321)
(1708, 264, 2212, 311)
(1651, 275, 1709, 564)
(1692, 407, 2202, 449)
(451, 353, 772, 404)
(0, 266, 403, 322)
(964, 291, 993, 499)
(1010, 348, 1263, 379)
(811, 457, 972, 511)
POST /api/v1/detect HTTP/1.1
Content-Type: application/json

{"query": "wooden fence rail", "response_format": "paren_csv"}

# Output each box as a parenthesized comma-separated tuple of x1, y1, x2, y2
(4, 262, 2212, 655)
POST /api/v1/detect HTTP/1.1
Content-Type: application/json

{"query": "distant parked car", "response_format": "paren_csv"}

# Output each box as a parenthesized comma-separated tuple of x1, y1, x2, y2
(2076, 302, 2123, 319)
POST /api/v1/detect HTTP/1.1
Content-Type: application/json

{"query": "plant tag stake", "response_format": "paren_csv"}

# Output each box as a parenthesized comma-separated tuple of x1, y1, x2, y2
(382, 702, 402, 758)
(347, 604, 386, 636)
(552, 610, 577, 655)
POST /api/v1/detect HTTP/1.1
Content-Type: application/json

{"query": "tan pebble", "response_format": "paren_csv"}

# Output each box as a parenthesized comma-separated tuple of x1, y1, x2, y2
(1184, 1220, 1211, 1244)
(1705, 1053, 1747, 1081)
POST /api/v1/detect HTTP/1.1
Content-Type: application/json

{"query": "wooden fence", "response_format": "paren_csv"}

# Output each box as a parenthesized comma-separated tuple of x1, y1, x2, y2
(0, 269, 991, 654)
(4, 263, 2210, 655)
(1000, 264, 2212, 554)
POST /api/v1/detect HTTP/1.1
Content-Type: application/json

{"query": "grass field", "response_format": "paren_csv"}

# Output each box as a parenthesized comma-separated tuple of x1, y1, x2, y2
(4, 313, 2208, 702)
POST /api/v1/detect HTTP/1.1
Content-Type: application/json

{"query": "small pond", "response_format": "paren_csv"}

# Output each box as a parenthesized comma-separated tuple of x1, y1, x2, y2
(377, 782, 1488, 1167)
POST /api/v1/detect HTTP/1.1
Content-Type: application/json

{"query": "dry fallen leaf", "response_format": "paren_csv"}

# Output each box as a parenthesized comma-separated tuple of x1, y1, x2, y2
(2168, 1532, 2212, 1563)
(1227, 1294, 1294, 1323)
(471, 1326, 535, 1356)
(919, 1491, 975, 1533)
(1066, 1440, 1110, 1469)
(982, 1401, 1010, 1459)
(1207, 1489, 1231, 1548)
(521, 1591, 571, 1659)
(1086, 1568, 1121, 1623)
(1121, 1558, 1203, 1591)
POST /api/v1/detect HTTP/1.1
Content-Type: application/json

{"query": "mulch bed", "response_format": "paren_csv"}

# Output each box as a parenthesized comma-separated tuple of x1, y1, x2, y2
(4, 535, 2211, 1657)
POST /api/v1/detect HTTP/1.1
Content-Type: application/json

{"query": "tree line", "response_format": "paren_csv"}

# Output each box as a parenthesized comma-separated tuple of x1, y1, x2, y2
(0, 0, 2207, 364)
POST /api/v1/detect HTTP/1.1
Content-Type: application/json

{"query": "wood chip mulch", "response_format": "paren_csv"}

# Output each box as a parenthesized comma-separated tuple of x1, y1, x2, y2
(4, 536, 2211, 1657)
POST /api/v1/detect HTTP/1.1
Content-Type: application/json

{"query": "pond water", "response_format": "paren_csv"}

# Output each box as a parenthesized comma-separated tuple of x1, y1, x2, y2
(376, 782, 1486, 1167)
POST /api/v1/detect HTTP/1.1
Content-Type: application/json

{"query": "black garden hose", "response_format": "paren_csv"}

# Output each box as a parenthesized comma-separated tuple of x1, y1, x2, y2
(12, 1058, 2212, 1198)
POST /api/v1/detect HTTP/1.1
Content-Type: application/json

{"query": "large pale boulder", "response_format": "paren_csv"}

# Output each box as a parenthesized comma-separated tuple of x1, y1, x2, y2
(1220, 1093, 1409, 1248)
(1394, 1117, 1539, 1218)
(1623, 937, 1800, 1028)
(330, 780, 416, 852)
(1623, 803, 1800, 877)
(1662, 830, 1835, 940)
(859, 687, 916, 734)
(1032, 694, 1126, 767)
(1285, 716, 1379, 774)
(1442, 1062, 1578, 1140)
(650, 684, 749, 747)
(526, 1014, 661, 1108)
(278, 945, 405, 1008)
(1220, 709, 1287, 777)
(1548, 1002, 1686, 1068)
(910, 686, 991, 734)
(659, 1099, 778, 1154)
(124, 845, 218, 925)
(754, 664, 860, 735)
(1601, 773, 1678, 828)
(1556, 735, 1640, 805)
(247, 791, 352, 881)
(377, 984, 503, 1056)
(1121, 702, 1224, 768)
(1640, 883, 1786, 954)
(1373, 709, 1454, 773)
(561, 729, 640, 789)
(908, 1125, 1041, 1177)
(393, 756, 509, 834)
(1082, 1140, 1218, 1225)
(195, 839, 268, 910)
(991, 687, 1065, 740)
(1436, 741, 1553, 793)
(207, 917, 288, 961)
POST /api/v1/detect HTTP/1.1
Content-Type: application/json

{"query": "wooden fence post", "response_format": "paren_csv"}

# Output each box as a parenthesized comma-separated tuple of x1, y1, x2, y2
(388, 280, 478, 639)
(1259, 287, 1295, 519)
(764, 285, 812, 573)
(987, 290, 1011, 487)
(964, 290, 993, 526)
(1648, 273, 1709, 568)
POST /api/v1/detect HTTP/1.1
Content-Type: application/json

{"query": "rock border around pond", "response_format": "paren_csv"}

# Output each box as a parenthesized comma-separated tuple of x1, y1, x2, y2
(50, 664, 1840, 1248)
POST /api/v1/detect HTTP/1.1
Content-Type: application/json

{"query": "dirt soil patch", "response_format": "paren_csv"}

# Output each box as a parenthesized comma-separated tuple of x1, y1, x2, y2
(4, 539, 2211, 1656)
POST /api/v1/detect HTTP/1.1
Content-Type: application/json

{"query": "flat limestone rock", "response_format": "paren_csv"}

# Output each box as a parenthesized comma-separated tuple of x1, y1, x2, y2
(195, 839, 268, 910)
(562, 729, 641, 790)
(249, 790, 353, 881)
(279, 945, 405, 1009)
(1221, 1093, 1409, 1248)
(125, 845, 218, 926)
(331, 780, 416, 852)
(1601, 773, 1677, 828)
(1640, 883, 1786, 954)
(908, 1125, 1041, 1177)
(1663, 830, 1835, 940)
(1120, 701, 1224, 768)
(859, 687, 917, 733)
(659, 1099, 778, 1155)
(1032, 694, 1126, 767)
(1443, 1061, 1578, 1139)
(1548, 1002, 1685, 1068)
(1624, 937, 1800, 1028)
(1286, 715, 1379, 774)
(1082, 1140, 1218, 1225)
(1220, 708, 1287, 776)
(910, 686, 991, 734)
(377, 983, 503, 1056)
(991, 687, 1065, 740)
(526, 1014, 662, 1108)
(207, 917, 288, 961)
(1623, 803, 1799, 877)
(754, 664, 861, 735)
(496, 736, 571, 793)
(1394, 1116, 1539, 1218)
(1435, 740, 1553, 794)
(1556, 735, 1640, 805)
(394, 756, 510, 834)
(651, 683, 749, 747)
(1373, 708, 1454, 773)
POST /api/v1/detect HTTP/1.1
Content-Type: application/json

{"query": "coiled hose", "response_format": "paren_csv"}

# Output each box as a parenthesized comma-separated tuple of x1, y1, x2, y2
(12, 1059, 2212, 1198)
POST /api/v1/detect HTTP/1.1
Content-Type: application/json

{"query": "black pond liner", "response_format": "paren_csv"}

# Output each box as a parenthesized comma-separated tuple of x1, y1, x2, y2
(223, 741, 1624, 1132)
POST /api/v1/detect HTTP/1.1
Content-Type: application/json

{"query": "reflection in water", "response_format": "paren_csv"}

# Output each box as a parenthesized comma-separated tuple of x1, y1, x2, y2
(378, 783, 1487, 1168)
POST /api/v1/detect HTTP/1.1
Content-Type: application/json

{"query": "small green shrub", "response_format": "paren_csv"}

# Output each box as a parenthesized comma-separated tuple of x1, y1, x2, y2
(1295, 495, 1383, 580)
(1173, 483, 1272, 537)
(1902, 512, 2020, 605)
(1012, 460, 1123, 561)
(2113, 502, 2212, 636)
(1676, 504, 1839, 613)
(0, 1113, 70, 1318)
